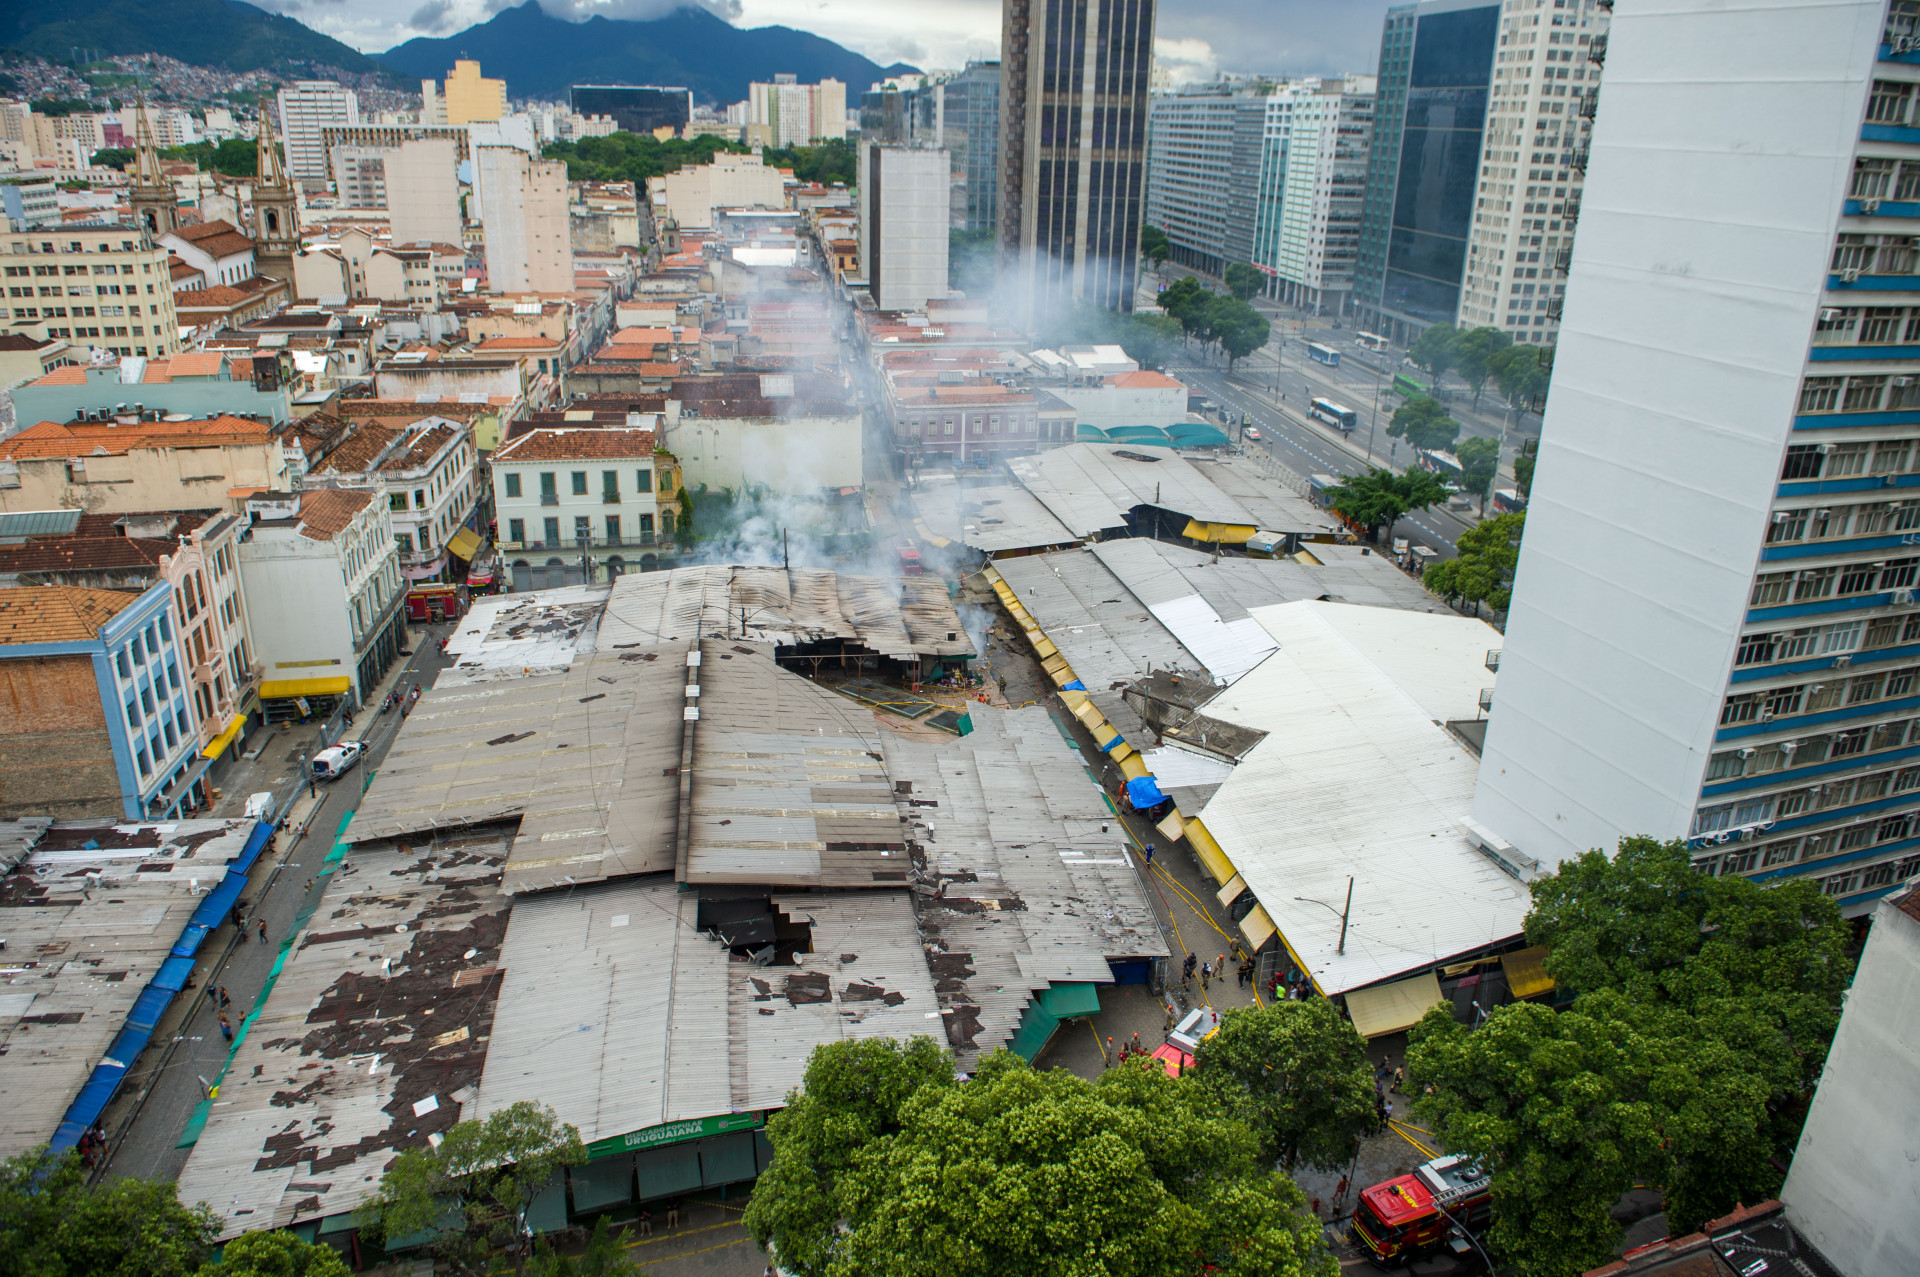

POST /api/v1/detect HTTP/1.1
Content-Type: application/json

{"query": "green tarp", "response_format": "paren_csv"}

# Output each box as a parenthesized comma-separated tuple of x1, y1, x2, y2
(1167, 423, 1231, 448)
(1076, 424, 1111, 441)
(1108, 425, 1173, 444)
(1007, 1000, 1061, 1061)
(1038, 982, 1103, 1018)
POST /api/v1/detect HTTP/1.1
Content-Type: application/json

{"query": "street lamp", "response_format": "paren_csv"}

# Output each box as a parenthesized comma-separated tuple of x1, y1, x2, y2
(1293, 876, 1354, 954)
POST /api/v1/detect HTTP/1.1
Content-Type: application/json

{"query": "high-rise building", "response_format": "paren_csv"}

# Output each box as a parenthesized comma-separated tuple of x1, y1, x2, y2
(859, 144, 951, 312)
(1267, 76, 1375, 316)
(855, 64, 1001, 232)
(1454, 0, 1609, 345)
(1469, 0, 1920, 912)
(0, 228, 181, 358)
(1146, 85, 1270, 277)
(332, 146, 389, 210)
(386, 138, 464, 247)
(569, 86, 692, 137)
(1352, 0, 1500, 345)
(999, 0, 1155, 326)
(475, 147, 573, 293)
(443, 60, 508, 127)
(747, 75, 846, 146)
(277, 81, 360, 184)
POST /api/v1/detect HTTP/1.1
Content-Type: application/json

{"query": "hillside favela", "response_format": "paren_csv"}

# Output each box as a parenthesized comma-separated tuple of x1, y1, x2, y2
(0, 0, 1913, 1274)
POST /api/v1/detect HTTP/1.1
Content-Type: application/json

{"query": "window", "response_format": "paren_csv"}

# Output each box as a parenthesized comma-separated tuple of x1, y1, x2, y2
(1853, 157, 1897, 199)
(1833, 233, 1875, 273)
(571, 471, 588, 495)
(1829, 442, 1872, 476)
(1752, 572, 1793, 605)
(1890, 666, 1919, 697)
(508, 518, 525, 542)
(658, 470, 673, 494)
(1736, 632, 1777, 666)
(1845, 376, 1889, 412)
(603, 471, 619, 500)
(1767, 510, 1808, 543)
(1781, 445, 1823, 480)
(505, 473, 522, 498)
(1839, 563, 1880, 595)
(1800, 376, 1843, 413)
(635, 467, 651, 491)
(1796, 566, 1838, 600)
(388, 491, 407, 513)
(1849, 672, 1887, 704)
(539, 472, 557, 497)
(1705, 752, 1746, 781)
(116, 650, 131, 679)
(1765, 684, 1805, 717)
(395, 532, 414, 553)
(1869, 80, 1914, 125)
(543, 517, 560, 545)
(1815, 307, 1859, 344)
(1721, 693, 1759, 725)
(573, 515, 591, 542)
(1762, 839, 1801, 867)
(1873, 439, 1913, 473)
(606, 515, 621, 542)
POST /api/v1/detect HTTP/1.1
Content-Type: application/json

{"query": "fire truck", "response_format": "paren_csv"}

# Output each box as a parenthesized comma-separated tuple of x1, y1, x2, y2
(1348, 1153, 1491, 1267)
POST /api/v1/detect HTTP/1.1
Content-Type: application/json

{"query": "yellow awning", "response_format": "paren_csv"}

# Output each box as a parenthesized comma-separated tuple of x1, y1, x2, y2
(1216, 873, 1247, 907)
(1155, 809, 1186, 842)
(446, 527, 481, 561)
(1117, 751, 1149, 779)
(1501, 946, 1555, 1000)
(1345, 972, 1446, 1039)
(1180, 519, 1258, 545)
(1239, 904, 1277, 951)
(261, 675, 351, 700)
(199, 714, 247, 760)
(1184, 817, 1237, 886)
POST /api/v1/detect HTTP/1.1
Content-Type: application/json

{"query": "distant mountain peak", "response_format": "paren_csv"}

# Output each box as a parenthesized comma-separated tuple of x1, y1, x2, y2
(379, 1, 919, 105)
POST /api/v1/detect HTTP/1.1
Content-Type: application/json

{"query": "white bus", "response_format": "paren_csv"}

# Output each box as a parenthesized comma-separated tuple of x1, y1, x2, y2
(1306, 341, 1342, 367)
(1309, 398, 1358, 432)
(1356, 331, 1389, 352)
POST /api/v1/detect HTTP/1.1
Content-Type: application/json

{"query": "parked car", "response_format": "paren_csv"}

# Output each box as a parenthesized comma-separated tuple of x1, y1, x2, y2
(310, 741, 365, 781)
(1243, 426, 1262, 442)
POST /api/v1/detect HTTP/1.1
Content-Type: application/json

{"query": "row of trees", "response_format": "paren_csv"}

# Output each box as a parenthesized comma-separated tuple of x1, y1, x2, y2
(1158, 276, 1271, 371)
(542, 133, 858, 189)
(1409, 322, 1552, 421)
(1408, 837, 1853, 1277)
(92, 139, 257, 177)
(1423, 510, 1524, 614)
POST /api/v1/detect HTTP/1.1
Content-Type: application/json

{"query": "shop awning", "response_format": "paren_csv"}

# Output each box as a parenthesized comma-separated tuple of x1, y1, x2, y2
(1181, 519, 1258, 545)
(199, 714, 247, 760)
(260, 675, 351, 700)
(1344, 971, 1446, 1039)
(1239, 903, 1277, 951)
(1215, 873, 1247, 907)
(1501, 946, 1555, 1000)
(446, 528, 481, 561)
(1037, 982, 1102, 1019)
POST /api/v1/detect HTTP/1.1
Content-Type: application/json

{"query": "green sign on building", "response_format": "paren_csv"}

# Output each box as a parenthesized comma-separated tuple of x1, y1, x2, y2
(586, 1111, 764, 1161)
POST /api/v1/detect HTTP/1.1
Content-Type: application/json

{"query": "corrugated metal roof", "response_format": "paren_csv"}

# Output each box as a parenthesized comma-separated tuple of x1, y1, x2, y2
(1006, 444, 1256, 537)
(0, 509, 82, 539)
(0, 820, 249, 1159)
(1186, 453, 1344, 535)
(1192, 602, 1527, 997)
(175, 830, 513, 1239)
(886, 706, 1168, 1067)
(911, 477, 1079, 555)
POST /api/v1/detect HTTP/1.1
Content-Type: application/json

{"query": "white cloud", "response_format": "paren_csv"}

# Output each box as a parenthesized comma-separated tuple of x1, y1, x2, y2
(734, 0, 999, 71)
(1154, 36, 1220, 84)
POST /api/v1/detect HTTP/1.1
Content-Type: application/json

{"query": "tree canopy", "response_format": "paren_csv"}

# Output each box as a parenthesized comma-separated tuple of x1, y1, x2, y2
(1451, 326, 1512, 407)
(1193, 1000, 1377, 1170)
(1491, 346, 1550, 422)
(0, 1146, 217, 1277)
(1408, 837, 1854, 1277)
(1327, 466, 1450, 545)
(1455, 435, 1501, 512)
(1156, 279, 1268, 369)
(198, 1230, 351, 1277)
(1407, 322, 1459, 379)
(1140, 224, 1171, 267)
(542, 131, 741, 186)
(1513, 439, 1538, 497)
(1039, 305, 1185, 371)
(1423, 510, 1523, 614)
(1223, 262, 1264, 301)
(748, 1039, 1335, 1277)
(764, 138, 856, 186)
(1386, 395, 1460, 453)
(357, 1101, 586, 1274)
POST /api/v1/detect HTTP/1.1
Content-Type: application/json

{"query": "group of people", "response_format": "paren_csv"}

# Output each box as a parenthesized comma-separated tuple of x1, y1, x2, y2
(1104, 1032, 1153, 1066)
(1180, 949, 1257, 992)
(1268, 967, 1316, 1002)
(74, 1122, 108, 1168)
(1371, 1056, 1405, 1132)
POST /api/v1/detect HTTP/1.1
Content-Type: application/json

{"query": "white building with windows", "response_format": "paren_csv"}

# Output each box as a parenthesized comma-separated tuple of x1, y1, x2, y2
(1264, 76, 1374, 316)
(305, 416, 480, 583)
(858, 144, 950, 312)
(491, 427, 683, 589)
(1470, 0, 1920, 913)
(1455, 0, 1611, 345)
(276, 81, 361, 184)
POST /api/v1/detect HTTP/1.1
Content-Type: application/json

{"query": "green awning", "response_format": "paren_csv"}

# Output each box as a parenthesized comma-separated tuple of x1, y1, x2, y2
(1007, 1000, 1061, 1061)
(1037, 982, 1102, 1019)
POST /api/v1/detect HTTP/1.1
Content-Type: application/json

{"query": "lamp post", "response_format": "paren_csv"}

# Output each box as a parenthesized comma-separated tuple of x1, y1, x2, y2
(1293, 875, 1354, 954)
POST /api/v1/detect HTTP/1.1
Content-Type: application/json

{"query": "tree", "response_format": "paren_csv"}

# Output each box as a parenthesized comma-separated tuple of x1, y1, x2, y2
(1327, 466, 1449, 545)
(764, 138, 857, 186)
(1223, 262, 1264, 301)
(744, 1037, 956, 1277)
(543, 132, 742, 186)
(525, 1217, 635, 1277)
(0, 1146, 218, 1277)
(1037, 306, 1185, 372)
(1204, 295, 1271, 371)
(1193, 1001, 1377, 1170)
(356, 1101, 586, 1274)
(1490, 346, 1550, 428)
(92, 146, 136, 170)
(1407, 322, 1459, 380)
(1513, 438, 1538, 497)
(1140, 223, 1171, 267)
(1423, 511, 1523, 614)
(1453, 326, 1512, 408)
(1158, 276, 1212, 343)
(807, 1050, 1333, 1277)
(1386, 395, 1461, 454)
(1456, 435, 1501, 513)
(198, 1230, 352, 1277)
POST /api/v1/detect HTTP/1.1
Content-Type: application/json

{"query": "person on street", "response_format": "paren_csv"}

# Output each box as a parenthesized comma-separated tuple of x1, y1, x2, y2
(218, 1012, 233, 1043)
(1200, 962, 1211, 990)
(1142, 842, 1155, 865)
(256, 918, 268, 945)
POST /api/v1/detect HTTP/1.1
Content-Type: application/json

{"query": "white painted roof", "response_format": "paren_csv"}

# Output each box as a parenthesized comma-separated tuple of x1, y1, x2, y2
(1193, 601, 1528, 996)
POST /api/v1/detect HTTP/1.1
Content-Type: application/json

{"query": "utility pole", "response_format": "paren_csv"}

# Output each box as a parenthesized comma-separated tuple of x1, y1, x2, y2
(1337, 875, 1353, 954)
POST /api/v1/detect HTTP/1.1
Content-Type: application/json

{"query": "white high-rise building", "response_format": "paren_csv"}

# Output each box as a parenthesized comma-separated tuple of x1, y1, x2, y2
(387, 138, 463, 247)
(475, 146, 573, 293)
(858, 144, 950, 312)
(747, 76, 847, 146)
(1455, 0, 1610, 345)
(277, 81, 360, 183)
(1145, 85, 1272, 278)
(1265, 76, 1374, 317)
(1471, 0, 1920, 913)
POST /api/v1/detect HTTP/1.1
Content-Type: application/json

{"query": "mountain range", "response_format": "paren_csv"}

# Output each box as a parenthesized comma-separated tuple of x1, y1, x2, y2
(378, 3, 917, 107)
(0, 0, 390, 79)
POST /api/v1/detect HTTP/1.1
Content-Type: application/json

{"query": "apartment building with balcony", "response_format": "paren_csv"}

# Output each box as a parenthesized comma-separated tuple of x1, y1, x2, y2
(490, 427, 681, 588)
(1471, 0, 1920, 913)
(158, 512, 261, 767)
(304, 415, 481, 583)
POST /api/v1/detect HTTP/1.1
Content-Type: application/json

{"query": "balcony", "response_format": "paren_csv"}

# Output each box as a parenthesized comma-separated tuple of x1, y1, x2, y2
(500, 532, 673, 554)
(1478, 687, 1495, 715)
(539, 492, 559, 506)
(1554, 246, 1573, 275)
(1587, 32, 1607, 66)
(602, 492, 622, 504)
(1576, 88, 1598, 120)
(1485, 649, 1502, 673)
(1570, 147, 1590, 175)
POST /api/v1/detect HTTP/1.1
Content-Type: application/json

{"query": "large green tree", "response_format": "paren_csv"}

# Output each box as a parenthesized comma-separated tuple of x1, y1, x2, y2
(1327, 466, 1450, 546)
(1423, 510, 1523, 614)
(1408, 322, 1460, 380)
(1223, 262, 1264, 301)
(1202, 295, 1271, 371)
(1513, 439, 1538, 497)
(1452, 326, 1513, 408)
(1158, 276, 1212, 344)
(1386, 395, 1461, 454)
(0, 1147, 218, 1277)
(1140, 224, 1171, 267)
(1193, 1001, 1377, 1170)
(198, 1230, 351, 1277)
(764, 138, 857, 186)
(356, 1101, 586, 1274)
(543, 132, 741, 186)
(1409, 837, 1854, 1277)
(1491, 346, 1550, 427)
(1455, 435, 1501, 513)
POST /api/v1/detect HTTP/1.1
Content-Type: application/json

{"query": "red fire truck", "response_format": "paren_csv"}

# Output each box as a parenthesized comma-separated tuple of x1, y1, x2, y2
(1348, 1153, 1491, 1267)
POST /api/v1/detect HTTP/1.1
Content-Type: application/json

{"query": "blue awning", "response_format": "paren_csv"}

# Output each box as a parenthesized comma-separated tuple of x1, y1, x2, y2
(1060, 679, 1086, 691)
(1126, 776, 1167, 808)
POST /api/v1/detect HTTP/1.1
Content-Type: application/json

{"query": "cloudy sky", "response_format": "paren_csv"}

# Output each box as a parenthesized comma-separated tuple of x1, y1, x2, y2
(262, 0, 1392, 83)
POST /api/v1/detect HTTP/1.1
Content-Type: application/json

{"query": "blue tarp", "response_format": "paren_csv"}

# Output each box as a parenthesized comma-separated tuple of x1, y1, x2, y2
(1061, 680, 1086, 691)
(1100, 734, 1129, 754)
(1126, 776, 1167, 808)
(48, 821, 269, 1154)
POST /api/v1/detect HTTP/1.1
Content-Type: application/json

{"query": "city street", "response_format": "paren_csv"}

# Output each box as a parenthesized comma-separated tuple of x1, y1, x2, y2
(100, 628, 456, 1186)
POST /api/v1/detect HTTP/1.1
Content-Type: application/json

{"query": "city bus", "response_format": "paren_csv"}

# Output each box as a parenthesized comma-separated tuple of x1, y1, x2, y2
(1306, 341, 1341, 367)
(1309, 398, 1358, 432)
(1393, 372, 1429, 399)
(1356, 331, 1389, 352)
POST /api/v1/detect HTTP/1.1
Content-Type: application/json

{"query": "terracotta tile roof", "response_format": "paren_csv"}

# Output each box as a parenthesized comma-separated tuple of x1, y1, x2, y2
(29, 365, 88, 387)
(312, 422, 398, 475)
(0, 415, 275, 460)
(295, 488, 373, 541)
(474, 337, 561, 351)
(0, 335, 52, 353)
(174, 287, 258, 310)
(169, 258, 205, 281)
(0, 585, 142, 644)
(0, 536, 173, 575)
(378, 424, 459, 473)
(1108, 370, 1185, 389)
(163, 351, 227, 379)
(608, 327, 677, 347)
(170, 220, 256, 260)
(493, 427, 656, 463)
